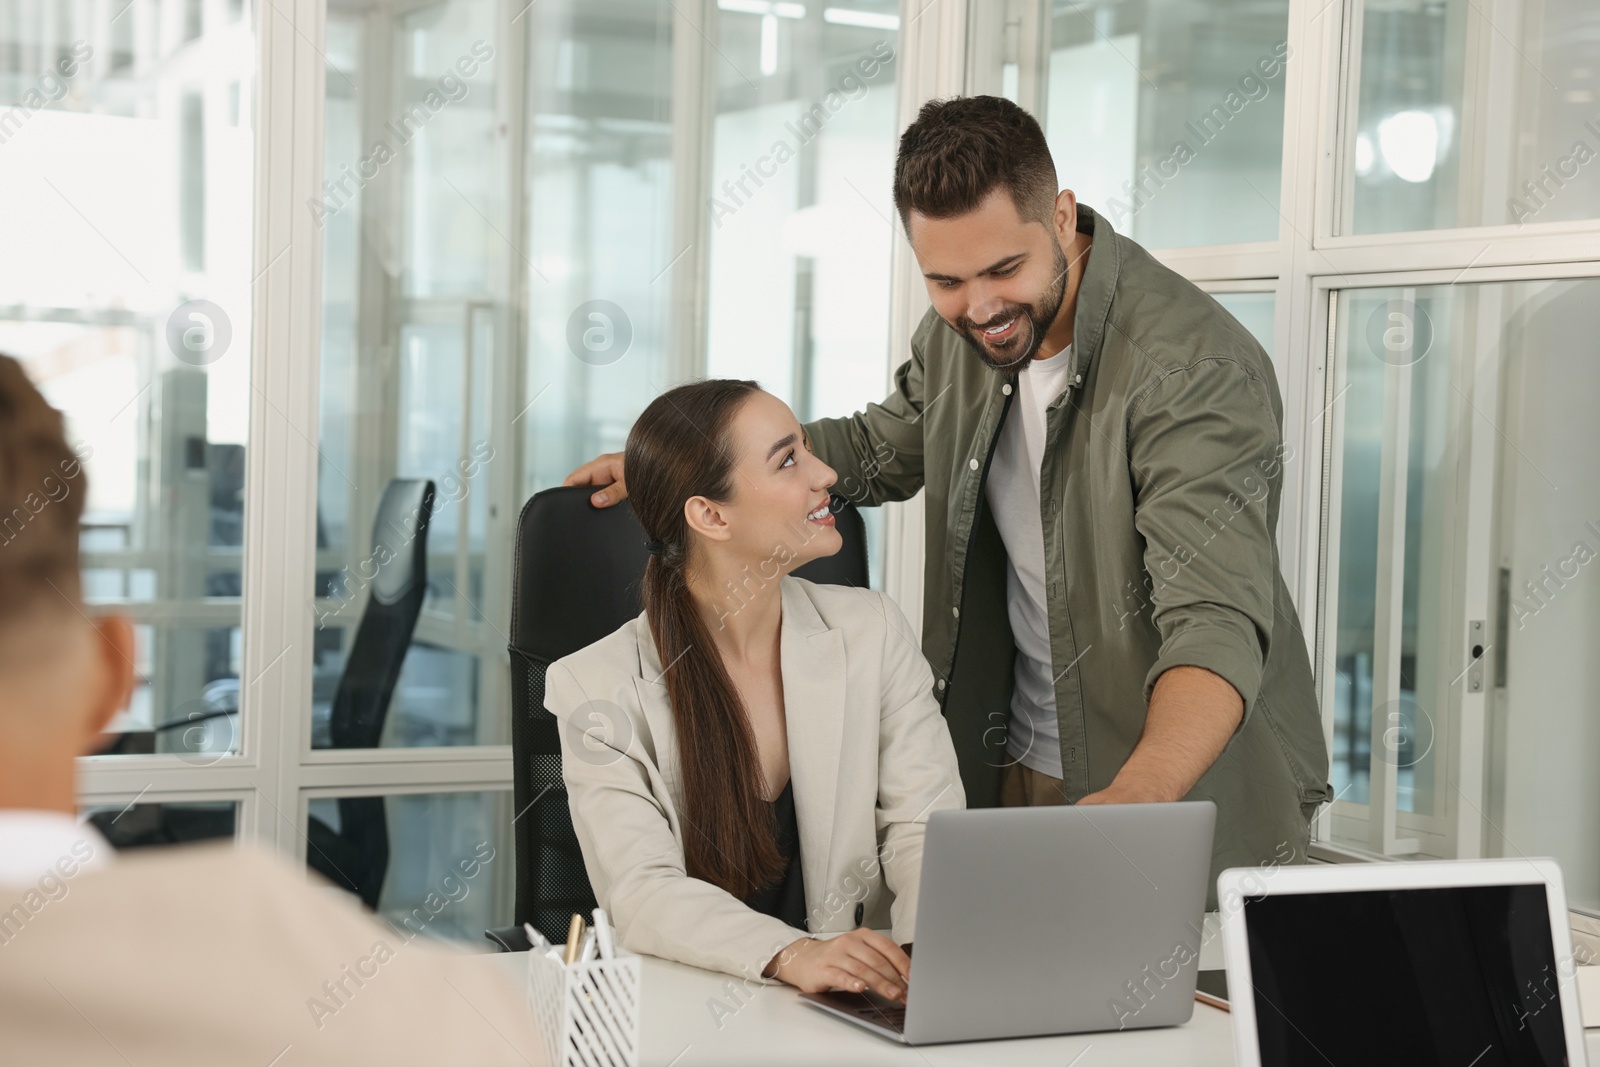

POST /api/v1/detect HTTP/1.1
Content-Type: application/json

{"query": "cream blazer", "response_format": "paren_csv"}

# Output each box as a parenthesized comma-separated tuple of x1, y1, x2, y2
(543, 575, 966, 982)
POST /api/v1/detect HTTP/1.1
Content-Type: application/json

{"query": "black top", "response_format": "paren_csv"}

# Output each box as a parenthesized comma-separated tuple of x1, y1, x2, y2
(744, 778, 808, 931)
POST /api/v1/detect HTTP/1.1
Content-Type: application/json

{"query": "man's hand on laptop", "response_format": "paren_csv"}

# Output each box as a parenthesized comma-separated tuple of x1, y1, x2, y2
(564, 451, 628, 508)
(765, 928, 911, 1003)
(1077, 779, 1166, 805)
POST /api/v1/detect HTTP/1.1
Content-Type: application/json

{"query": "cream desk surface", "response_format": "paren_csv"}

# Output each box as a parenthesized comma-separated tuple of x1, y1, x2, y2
(478, 950, 1600, 1066)
(480, 950, 1235, 1067)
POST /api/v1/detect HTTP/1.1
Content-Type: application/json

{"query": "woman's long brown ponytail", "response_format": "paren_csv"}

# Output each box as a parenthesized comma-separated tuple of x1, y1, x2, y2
(625, 380, 784, 898)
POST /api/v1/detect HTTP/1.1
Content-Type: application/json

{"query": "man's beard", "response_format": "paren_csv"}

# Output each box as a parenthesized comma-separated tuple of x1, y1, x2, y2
(956, 241, 1072, 373)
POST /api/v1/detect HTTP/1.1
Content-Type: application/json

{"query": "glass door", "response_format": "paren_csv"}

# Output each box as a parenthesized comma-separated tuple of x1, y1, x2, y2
(1320, 283, 1502, 860)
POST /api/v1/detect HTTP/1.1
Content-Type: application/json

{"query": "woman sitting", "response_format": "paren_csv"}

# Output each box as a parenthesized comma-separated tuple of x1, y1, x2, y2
(543, 379, 965, 1001)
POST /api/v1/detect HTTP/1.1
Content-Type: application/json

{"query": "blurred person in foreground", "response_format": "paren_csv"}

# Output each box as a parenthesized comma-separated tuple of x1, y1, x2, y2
(0, 355, 539, 1067)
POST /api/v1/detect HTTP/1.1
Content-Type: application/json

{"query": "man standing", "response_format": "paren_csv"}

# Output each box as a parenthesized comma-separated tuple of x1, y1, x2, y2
(568, 96, 1330, 894)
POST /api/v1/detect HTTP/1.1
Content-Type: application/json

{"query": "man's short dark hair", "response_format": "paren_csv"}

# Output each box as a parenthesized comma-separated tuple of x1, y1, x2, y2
(892, 95, 1059, 233)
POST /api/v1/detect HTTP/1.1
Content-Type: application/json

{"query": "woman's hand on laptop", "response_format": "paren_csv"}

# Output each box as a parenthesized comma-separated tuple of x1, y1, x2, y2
(563, 451, 628, 508)
(765, 928, 912, 1003)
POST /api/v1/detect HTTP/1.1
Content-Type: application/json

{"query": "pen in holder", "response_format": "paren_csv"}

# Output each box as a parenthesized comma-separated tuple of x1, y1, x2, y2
(526, 939, 642, 1067)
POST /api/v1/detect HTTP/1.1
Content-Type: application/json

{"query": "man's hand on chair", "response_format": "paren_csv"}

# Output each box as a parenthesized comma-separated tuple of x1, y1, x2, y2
(564, 451, 628, 508)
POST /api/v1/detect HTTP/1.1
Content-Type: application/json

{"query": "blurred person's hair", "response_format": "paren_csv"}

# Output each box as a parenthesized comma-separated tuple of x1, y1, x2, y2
(0, 355, 87, 635)
(892, 95, 1059, 233)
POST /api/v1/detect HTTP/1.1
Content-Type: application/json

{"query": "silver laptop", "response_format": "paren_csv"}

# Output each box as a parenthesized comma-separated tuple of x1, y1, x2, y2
(801, 800, 1216, 1045)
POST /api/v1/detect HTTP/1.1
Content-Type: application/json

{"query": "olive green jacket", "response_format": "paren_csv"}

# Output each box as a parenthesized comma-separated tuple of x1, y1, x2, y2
(804, 205, 1331, 895)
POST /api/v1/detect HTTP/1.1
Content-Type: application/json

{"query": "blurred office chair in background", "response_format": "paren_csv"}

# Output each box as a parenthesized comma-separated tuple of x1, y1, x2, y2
(305, 478, 436, 909)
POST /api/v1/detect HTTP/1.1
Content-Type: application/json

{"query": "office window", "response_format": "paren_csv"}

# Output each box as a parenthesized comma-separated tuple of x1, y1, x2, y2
(314, 0, 510, 750)
(517, 0, 676, 497)
(1320, 278, 1600, 911)
(1343, 0, 1600, 233)
(1210, 291, 1279, 385)
(971, 0, 1292, 249)
(0, 2, 254, 763)
(180, 89, 206, 272)
(705, 0, 899, 589)
(185, 0, 205, 43)
(306, 790, 512, 942)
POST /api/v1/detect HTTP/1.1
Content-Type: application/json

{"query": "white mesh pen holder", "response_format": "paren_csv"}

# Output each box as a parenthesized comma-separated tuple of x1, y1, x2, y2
(526, 947, 642, 1067)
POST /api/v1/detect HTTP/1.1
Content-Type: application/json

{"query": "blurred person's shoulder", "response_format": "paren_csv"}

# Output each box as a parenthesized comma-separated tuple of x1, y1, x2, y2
(0, 842, 540, 1066)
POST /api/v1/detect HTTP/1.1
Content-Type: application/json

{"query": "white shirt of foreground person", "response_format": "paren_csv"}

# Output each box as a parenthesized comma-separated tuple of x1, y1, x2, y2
(0, 809, 112, 887)
(0, 832, 543, 1067)
(544, 575, 967, 984)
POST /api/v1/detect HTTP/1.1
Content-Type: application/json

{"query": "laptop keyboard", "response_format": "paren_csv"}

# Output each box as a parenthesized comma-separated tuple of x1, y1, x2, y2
(807, 989, 908, 1034)
(861, 1003, 907, 1033)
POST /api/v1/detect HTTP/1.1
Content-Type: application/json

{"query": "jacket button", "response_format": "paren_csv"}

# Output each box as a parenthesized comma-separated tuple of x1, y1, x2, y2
(854, 902, 865, 926)
(951, 606, 959, 618)
(1002, 383, 1012, 395)
(1075, 373, 1082, 384)
(968, 457, 979, 471)
(936, 678, 946, 691)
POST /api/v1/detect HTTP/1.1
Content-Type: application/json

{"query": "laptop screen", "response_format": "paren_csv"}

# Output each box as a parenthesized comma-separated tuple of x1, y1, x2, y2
(1242, 883, 1568, 1067)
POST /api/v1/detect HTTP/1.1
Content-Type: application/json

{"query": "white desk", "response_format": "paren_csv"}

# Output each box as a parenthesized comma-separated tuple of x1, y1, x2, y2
(476, 952, 1236, 1066)
(476, 952, 1600, 1066)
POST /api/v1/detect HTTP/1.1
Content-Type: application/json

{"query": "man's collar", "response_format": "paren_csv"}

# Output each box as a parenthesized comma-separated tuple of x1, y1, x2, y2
(1064, 203, 1118, 385)
(0, 809, 112, 887)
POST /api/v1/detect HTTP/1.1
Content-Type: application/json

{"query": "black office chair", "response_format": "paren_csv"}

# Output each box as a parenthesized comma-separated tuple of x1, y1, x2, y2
(86, 800, 237, 848)
(307, 478, 436, 909)
(488, 485, 869, 950)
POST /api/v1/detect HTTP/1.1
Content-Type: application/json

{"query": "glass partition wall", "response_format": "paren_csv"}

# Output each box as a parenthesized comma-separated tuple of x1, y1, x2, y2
(41, 0, 1600, 937)
(977, 0, 1292, 249)
(1318, 273, 1600, 909)
(303, 0, 903, 928)
(1316, 0, 1600, 917)
(1, 0, 256, 852)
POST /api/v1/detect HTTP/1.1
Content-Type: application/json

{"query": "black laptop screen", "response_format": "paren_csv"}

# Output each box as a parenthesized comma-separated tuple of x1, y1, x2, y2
(1242, 884, 1569, 1067)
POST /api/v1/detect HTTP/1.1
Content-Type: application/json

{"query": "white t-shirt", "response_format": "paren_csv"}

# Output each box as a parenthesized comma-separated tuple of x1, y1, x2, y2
(983, 344, 1076, 777)
(0, 809, 110, 886)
